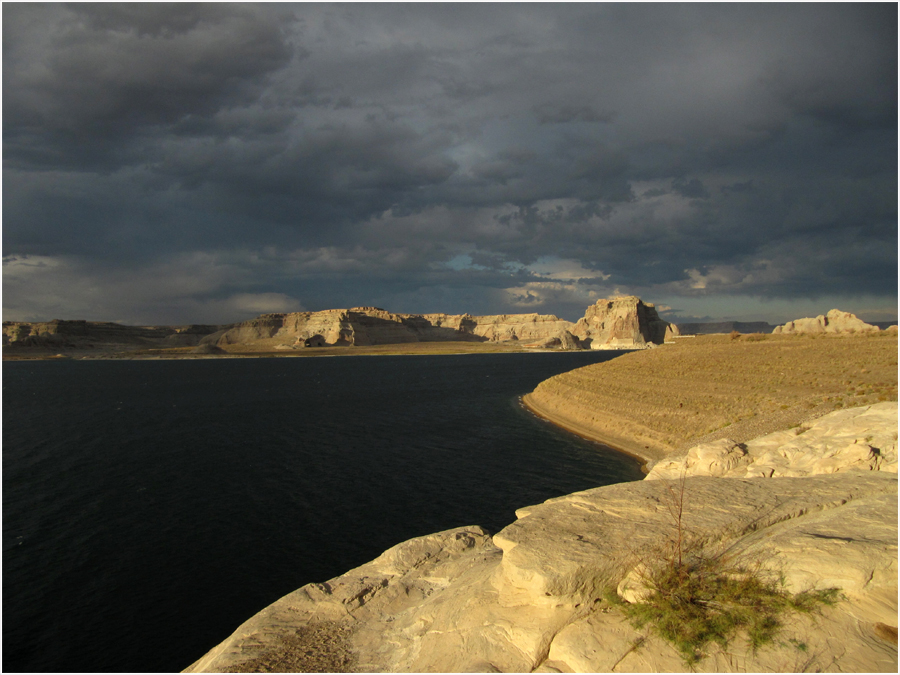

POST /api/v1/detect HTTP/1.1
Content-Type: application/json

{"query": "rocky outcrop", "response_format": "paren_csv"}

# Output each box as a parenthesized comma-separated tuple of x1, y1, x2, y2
(646, 402, 898, 480)
(466, 314, 578, 345)
(196, 299, 677, 351)
(525, 330, 583, 351)
(573, 296, 678, 349)
(186, 405, 898, 673)
(202, 308, 584, 350)
(6, 297, 679, 354)
(773, 309, 880, 334)
(2, 319, 222, 352)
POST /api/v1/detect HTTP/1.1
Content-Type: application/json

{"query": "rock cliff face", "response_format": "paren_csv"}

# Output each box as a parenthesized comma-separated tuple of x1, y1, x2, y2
(202, 308, 584, 350)
(466, 314, 578, 344)
(4, 297, 674, 354)
(573, 296, 678, 349)
(186, 404, 898, 673)
(2, 319, 222, 351)
(773, 309, 880, 334)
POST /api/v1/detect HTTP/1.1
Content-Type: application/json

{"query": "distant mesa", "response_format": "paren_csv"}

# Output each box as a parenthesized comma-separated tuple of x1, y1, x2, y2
(572, 296, 679, 349)
(3, 296, 678, 355)
(1, 319, 225, 353)
(197, 296, 676, 352)
(772, 309, 881, 335)
(10, 305, 893, 356)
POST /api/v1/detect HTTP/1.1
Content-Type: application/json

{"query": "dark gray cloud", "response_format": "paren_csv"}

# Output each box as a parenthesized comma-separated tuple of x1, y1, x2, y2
(4, 4, 295, 170)
(673, 178, 709, 200)
(533, 104, 615, 125)
(3, 3, 896, 325)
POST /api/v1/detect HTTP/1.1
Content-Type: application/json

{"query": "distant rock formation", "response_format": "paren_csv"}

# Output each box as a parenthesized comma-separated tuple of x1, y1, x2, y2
(572, 296, 679, 349)
(2, 319, 223, 352)
(201, 308, 584, 351)
(676, 321, 775, 335)
(4, 296, 678, 354)
(773, 309, 880, 334)
(467, 314, 579, 346)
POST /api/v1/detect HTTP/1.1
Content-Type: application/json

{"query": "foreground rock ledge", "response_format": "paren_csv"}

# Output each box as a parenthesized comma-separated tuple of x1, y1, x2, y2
(186, 409, 898, 673)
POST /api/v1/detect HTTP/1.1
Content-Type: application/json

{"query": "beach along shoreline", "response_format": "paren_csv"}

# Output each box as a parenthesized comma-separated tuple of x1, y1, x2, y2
(520, 392, 663, 469)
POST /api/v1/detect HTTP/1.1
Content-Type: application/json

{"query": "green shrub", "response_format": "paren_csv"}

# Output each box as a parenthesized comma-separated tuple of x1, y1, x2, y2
(611, 553, 840, 665)
(608, 479, 842, 666)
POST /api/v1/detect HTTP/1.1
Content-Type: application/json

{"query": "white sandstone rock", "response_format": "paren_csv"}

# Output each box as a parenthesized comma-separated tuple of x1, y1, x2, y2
(646, 438, 750, 479)
(572, 295, 679, 349)
(773, 308, 880, 334)
(647, 402, 898, 480)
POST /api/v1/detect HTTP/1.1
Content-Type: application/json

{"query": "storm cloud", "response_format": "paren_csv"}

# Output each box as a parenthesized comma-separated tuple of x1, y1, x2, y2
(3, 3, 897, 325)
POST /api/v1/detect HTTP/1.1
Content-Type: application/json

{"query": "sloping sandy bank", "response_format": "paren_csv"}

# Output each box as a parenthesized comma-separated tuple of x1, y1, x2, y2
(521, 391, 665, 465)
(523, 333, 897, 458)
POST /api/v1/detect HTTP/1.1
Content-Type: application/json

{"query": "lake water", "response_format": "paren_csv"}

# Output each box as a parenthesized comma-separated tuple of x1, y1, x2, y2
(3, 352, 643, 673)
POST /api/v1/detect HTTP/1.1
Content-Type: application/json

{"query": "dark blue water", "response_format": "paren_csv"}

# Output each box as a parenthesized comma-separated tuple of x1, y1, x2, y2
(3, 352, 642, 673)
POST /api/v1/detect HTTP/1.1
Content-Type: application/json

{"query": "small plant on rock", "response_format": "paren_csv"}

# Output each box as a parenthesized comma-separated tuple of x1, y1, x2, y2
(607, 477, 842, 666)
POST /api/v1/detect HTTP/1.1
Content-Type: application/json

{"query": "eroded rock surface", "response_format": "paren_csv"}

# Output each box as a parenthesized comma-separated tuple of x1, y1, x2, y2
(572, 296, 678, 349)
(646, 402, 898, 480)
(6, 297, 677, 354)
(773, 309, 881, 334)
(186, 405, 898, 673)
(201, 308, 583, 350)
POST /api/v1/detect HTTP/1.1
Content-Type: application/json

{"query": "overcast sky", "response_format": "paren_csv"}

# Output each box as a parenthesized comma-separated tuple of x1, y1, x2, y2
(3, 3, 897, 326)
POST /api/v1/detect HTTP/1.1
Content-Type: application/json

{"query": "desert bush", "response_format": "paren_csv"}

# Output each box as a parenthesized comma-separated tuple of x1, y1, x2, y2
(729, 330, 741, 341)
(607, 478, 841, 666)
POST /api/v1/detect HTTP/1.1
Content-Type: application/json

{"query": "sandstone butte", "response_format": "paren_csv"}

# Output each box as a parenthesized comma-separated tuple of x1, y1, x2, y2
(2, 296, 677, 356)
(772, 309, 881, 335)
(185, 321, 898, 674)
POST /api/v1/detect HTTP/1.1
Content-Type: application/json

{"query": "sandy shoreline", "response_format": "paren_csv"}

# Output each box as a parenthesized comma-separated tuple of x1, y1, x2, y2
(520, 392, 664, 468)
